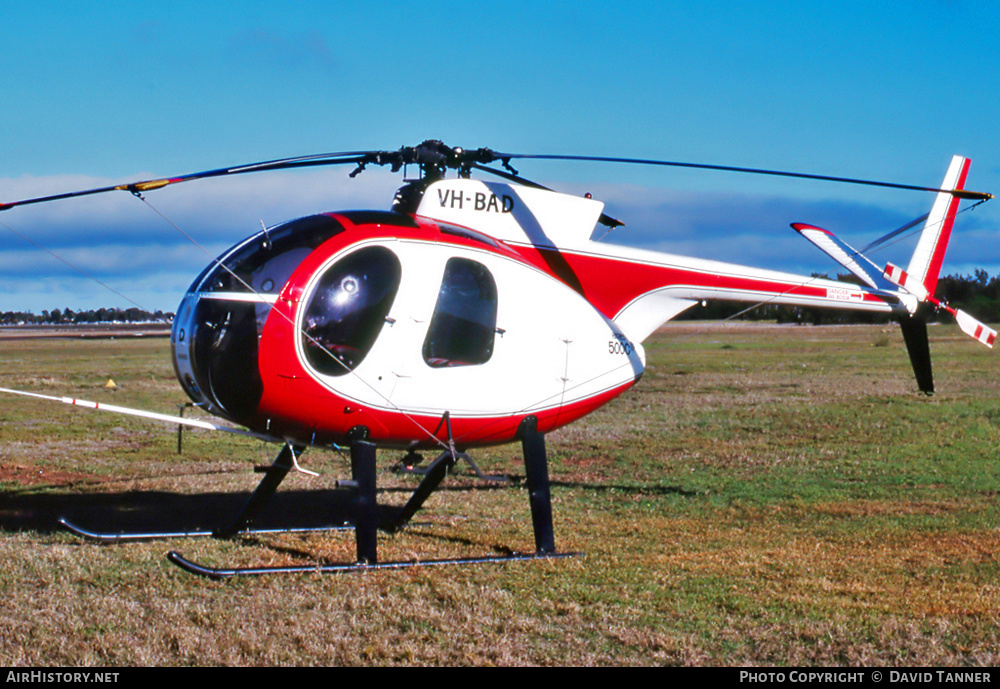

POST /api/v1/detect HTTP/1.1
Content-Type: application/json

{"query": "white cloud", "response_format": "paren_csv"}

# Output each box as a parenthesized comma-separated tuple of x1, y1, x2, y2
(1, 169, 995, 314)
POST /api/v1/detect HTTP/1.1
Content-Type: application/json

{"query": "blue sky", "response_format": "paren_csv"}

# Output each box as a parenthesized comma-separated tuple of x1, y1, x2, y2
(1, 1, 998, 313)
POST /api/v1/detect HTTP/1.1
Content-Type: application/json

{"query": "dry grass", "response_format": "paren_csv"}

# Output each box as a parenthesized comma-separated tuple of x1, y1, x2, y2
(1, 323, 998, 666)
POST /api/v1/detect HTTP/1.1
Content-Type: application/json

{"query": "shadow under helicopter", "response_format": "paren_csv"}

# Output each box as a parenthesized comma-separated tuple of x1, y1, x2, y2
(0, 478, 703, 538)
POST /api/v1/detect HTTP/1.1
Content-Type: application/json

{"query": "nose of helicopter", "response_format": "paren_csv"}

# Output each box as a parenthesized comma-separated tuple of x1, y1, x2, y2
(170, 213, 348, 424)
(171, 292, 264, 421)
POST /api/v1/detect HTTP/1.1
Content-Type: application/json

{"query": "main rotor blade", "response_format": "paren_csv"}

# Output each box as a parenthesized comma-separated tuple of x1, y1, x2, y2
(5, 141, 991, 212)
(0, 150, 376, 211)
(493, 153, 994, 201)
(859, 213, 930, 255)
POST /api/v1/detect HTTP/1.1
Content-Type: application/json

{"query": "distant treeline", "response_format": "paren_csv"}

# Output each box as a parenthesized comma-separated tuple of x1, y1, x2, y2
(677, 269, 1000, 325)
(0, 307, 173, 325)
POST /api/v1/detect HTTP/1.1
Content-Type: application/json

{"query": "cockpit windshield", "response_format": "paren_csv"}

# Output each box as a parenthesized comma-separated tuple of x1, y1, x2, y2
(174, 214, 346, 419)
(194, 214, 346, 296)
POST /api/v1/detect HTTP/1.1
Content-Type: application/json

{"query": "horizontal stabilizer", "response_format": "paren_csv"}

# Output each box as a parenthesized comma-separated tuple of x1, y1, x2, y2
(792, 223, 897, 291)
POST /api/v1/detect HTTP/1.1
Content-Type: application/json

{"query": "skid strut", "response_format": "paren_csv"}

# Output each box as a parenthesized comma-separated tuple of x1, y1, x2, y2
(389, 448, 458, 531)
(346, 438, 378, 564)
(216, 443, 300, 538)
(519, 416, 555, 554)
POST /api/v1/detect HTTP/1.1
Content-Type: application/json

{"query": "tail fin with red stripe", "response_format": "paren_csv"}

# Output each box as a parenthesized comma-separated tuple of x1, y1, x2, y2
(905, 155, 971, 297)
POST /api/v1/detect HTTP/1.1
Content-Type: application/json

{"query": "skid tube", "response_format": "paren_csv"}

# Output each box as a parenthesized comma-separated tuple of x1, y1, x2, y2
(57, 443, 355, 543)
(167, 550, 579, 580)
(57, 518, 348, 543)
(167, 416, 582, 577)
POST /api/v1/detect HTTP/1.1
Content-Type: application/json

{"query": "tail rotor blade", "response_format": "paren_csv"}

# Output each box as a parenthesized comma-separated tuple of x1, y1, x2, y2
(955, 310, 997, 348)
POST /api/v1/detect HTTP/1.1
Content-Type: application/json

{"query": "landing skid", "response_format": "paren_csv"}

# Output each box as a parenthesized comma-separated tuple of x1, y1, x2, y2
(62, 416, 579, 576)
(167, 549, 578, 580)
(57, 518, 348, 543)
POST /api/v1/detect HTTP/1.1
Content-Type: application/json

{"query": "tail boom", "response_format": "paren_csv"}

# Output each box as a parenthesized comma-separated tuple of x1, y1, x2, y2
(552, 244, 903, 343)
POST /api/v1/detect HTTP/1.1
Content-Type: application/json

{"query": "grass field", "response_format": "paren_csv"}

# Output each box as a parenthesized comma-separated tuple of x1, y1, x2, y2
(0, 322, 998, 666)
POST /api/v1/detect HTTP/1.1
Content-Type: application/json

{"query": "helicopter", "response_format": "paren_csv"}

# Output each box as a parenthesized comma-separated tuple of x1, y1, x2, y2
(0, 140, 994, 577)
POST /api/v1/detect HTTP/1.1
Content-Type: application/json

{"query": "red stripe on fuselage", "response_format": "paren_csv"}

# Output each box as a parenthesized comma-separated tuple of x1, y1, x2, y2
(247, 216, 638, 449)
(501, 243, 850, 320)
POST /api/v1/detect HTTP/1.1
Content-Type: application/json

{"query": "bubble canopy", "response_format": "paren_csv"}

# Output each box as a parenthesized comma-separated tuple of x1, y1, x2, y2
(171, 214, 348, 421)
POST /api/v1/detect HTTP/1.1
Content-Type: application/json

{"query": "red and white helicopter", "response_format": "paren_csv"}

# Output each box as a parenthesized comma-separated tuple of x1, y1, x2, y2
(1, 141, 994, 576)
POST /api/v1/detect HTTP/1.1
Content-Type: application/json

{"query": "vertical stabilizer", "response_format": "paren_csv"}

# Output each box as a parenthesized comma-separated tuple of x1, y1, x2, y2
(905, 156, 970, 296)
(898, 316, 935, 394)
